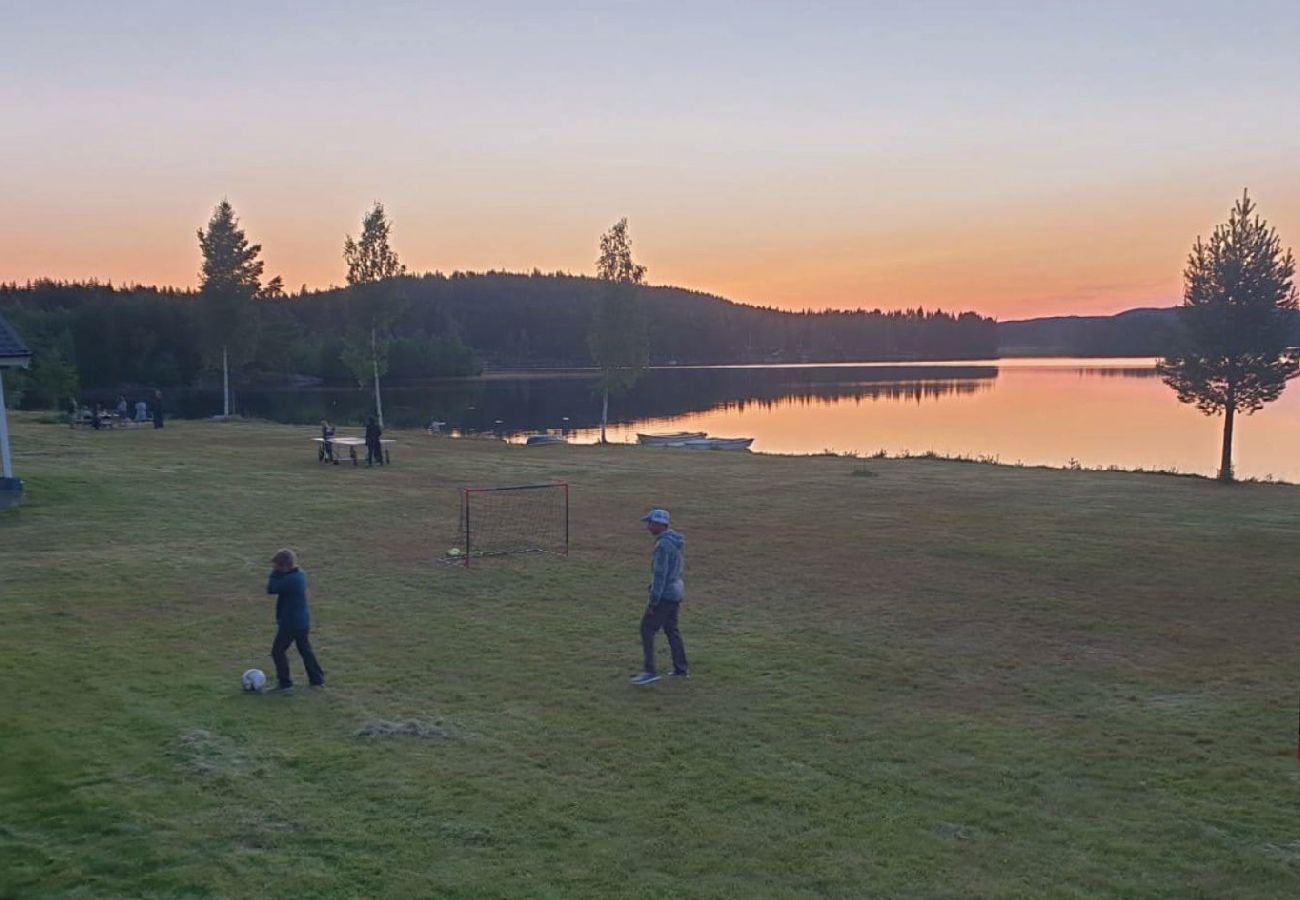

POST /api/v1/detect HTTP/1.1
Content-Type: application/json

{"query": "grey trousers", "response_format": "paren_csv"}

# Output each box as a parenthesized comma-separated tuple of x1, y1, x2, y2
(640, 602, 687, 675)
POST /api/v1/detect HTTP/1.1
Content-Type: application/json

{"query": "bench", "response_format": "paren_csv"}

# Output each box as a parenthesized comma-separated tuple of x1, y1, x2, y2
(69, 415, 116, 430)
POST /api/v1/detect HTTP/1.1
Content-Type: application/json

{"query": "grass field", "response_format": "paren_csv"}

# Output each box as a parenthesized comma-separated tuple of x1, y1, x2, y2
(2, 413, 1299, 898)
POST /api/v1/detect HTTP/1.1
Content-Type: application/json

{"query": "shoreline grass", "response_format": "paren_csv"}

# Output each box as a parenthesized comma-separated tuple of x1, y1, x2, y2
(797, 446, 1293, 484)
(2, 412, 1299, 898)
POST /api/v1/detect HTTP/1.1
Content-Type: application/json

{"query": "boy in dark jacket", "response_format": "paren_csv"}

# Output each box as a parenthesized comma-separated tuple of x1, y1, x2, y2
(365, 416, 384, 466)
(266, 548, 325, 691)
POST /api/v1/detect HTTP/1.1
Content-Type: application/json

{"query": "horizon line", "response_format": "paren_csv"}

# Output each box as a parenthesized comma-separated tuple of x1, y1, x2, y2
(0, 271, 1177, 323)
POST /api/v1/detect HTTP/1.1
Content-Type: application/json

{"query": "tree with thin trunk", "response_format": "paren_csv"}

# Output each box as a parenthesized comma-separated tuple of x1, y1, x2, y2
(1158, 190, 1299, 481)
(588, 218, 648, 443)
(342, 203, 406, 427)
(198, 200, 264, 417)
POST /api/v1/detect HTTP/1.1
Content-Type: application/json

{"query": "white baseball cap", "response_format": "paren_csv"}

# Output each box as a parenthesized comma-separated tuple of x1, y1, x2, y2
(640, 508, 670, 525)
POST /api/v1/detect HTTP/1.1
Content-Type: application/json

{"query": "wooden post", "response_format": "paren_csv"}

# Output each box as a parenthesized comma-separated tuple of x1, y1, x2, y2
(600, 388, 609, 444)
(223, 345, 230, 418)
(0, 370, 12, 479)
(372, 327, 384, 429)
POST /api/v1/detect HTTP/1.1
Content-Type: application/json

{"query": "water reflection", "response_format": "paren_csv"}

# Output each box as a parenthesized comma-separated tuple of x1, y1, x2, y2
(113, 358, 1300, 480)
(159, 364, 1000, 432)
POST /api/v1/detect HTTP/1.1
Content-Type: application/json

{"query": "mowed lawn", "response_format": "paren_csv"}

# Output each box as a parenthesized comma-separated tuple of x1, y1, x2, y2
(2, 414, 1299, 899)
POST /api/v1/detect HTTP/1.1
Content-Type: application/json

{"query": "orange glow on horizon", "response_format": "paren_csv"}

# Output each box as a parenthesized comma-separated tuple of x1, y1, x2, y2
(3, 183, 1297, 322)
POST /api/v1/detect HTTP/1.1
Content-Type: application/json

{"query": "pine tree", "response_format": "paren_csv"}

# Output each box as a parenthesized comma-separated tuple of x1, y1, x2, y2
(343, 203, 406, 426)
(1158, 191, 1299, 481)
(588, 218, 648, 443)
(197, 201, 264, 417)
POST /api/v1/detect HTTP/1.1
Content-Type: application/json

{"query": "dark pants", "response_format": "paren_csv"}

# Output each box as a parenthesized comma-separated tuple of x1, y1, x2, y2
(367, 441, 384, 465)
(271, 629, 325, 687)
(153, 411, 164, 429)
(319, 441, 334, 463)
(641, 602, 687, 675)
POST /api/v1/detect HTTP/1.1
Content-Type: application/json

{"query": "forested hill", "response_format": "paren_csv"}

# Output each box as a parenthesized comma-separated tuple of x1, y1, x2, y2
(0, 273, 998, 399)
(323, 272, 998, 364)
(997, 308, 1179, 357)
(997, 305, 1300, 357)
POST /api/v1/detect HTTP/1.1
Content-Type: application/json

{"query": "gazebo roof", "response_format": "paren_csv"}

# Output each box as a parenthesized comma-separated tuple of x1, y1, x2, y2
(0, 313, 30, 369)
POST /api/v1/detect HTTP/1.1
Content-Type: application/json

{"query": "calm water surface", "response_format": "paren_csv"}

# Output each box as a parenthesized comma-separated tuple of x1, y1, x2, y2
(171, 358, 1300, 481)
(586, 359, 1300, 480)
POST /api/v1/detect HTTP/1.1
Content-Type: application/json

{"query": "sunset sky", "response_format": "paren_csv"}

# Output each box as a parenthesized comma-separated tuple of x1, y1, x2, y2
(3, 1, 1299, 320)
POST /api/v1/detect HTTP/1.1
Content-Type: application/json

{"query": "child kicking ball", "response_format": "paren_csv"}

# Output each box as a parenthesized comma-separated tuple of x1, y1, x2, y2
(266, 548, 326, 692)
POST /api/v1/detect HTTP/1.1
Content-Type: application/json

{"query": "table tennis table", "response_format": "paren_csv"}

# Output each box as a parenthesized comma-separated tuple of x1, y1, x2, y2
(313, 436, 394, 466)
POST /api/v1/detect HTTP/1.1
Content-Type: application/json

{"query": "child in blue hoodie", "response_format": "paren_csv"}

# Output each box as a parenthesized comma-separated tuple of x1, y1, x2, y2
(266, 549, 325, 691)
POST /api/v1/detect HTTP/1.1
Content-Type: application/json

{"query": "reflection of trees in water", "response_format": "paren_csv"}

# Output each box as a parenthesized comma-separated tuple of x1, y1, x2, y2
(86, 360, 1161, 430)
(1080, 366, 1159, 379)
(182, 364, 1000, 431)
(721, 378, 990, 413)
(458, 366, 1001, 432)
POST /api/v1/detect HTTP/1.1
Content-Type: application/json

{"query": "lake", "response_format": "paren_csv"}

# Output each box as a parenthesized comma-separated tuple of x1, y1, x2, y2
(156, 358, 1300, 481)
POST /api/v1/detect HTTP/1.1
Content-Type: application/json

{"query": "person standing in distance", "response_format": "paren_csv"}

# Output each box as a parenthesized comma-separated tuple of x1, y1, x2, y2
(365, 415, 384, 466)
(319, 419, 337, 464)
(630, 509, 688, 685)
(266, 548, 325, 692)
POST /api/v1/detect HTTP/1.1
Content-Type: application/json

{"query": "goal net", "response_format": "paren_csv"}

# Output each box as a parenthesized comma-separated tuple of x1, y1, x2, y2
(457, 482, 569, 564)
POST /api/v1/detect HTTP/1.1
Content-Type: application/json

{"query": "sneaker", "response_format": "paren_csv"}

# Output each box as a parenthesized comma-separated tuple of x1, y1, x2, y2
(668, 670, 689, 678)
(269, 684, 294, 694)
(309, 683, 325, 689)
(629, 672, 661, 686)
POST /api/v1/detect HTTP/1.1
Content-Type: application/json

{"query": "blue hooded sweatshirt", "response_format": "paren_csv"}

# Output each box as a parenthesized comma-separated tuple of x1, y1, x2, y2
(267, 568, 311, 632)
(648, 529, 685, 606)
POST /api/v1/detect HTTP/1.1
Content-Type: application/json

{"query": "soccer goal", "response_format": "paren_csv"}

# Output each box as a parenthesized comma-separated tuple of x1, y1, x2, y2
(456, 482, 569, 565)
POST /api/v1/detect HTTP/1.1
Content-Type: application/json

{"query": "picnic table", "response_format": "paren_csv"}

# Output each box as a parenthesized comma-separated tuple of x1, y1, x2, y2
(312, 436, 395, 466)
(69, 413, 137, 429)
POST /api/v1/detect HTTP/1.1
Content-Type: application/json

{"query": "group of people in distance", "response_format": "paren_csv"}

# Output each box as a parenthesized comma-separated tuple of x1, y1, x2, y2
(263, 508, 689, 692)
(71, 390, 164, 430)
(317, 417, 386, 466)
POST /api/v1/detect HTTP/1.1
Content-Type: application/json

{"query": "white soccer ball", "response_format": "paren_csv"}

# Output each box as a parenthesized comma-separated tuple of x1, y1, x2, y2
(242, 668, 267, 692)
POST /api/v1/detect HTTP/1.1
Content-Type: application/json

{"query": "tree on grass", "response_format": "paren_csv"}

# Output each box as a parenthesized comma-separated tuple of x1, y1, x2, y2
(343, 203, 406, 427)
(198, 200, 265, 417)
(26, 348, 80, 410)
(2, 321, 78, 410)
(588, 218, 648, 443)
(1158, 191, 1299, 481)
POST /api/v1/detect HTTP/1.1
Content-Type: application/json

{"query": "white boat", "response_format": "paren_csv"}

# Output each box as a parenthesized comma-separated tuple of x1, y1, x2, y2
(679, 437, 754, 451)
(637, 431, 707, 446)
(525, 434, 567, 446)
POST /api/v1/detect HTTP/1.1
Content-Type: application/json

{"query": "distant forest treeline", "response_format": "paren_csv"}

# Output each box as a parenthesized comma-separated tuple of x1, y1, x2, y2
(999, 306, 1300, 357)
(0, 273, 999, 403)
(998, 308, 1180, 357)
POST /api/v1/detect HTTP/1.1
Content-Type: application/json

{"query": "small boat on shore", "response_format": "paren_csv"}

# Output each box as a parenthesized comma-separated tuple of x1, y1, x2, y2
(525, 434, 567, 446)
(638, 431, 707, 446)
(679, 437, 754, 451)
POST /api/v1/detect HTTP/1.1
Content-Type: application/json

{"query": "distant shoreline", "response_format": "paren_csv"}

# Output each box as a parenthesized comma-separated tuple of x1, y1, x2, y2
(475, 356, 1158, 379)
